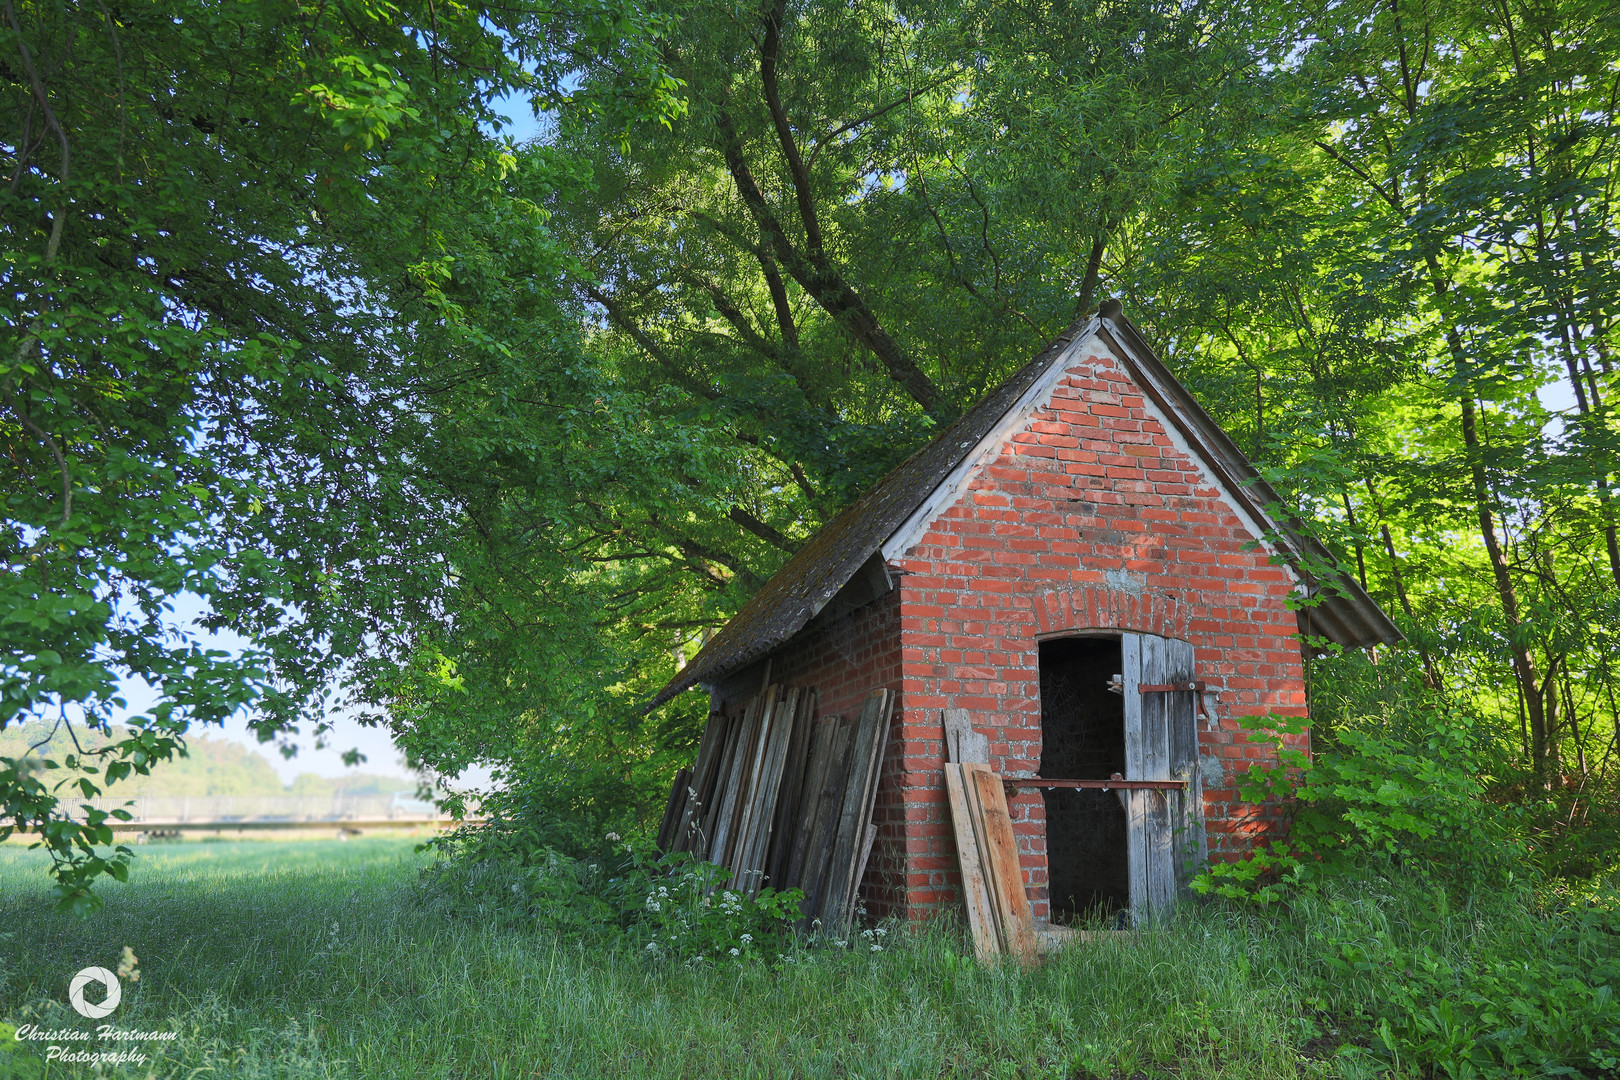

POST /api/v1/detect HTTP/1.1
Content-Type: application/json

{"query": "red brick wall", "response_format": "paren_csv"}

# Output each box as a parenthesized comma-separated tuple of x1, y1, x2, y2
(889, 345, 1309, 921)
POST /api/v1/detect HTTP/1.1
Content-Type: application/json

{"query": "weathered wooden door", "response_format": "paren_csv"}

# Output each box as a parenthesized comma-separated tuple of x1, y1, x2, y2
(1120, 633, 1204, 917)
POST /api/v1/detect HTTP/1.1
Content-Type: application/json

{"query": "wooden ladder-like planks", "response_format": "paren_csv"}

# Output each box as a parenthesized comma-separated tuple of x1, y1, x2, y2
(657, 684, 893, 936)
(943, 759, 1039, 966)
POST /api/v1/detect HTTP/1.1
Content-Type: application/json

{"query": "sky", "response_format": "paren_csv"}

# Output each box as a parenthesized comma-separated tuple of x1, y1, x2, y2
(111, 593, 432, 787)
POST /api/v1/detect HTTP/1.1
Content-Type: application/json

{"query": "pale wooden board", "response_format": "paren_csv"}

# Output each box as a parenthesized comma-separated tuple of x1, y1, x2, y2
(944, 764, 1001, 961)
(966, 764, 1039, 966)
(944, 707, 990, 765)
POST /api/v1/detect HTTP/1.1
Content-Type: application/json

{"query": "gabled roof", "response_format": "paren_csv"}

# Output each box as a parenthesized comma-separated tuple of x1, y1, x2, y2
(649, 303, 1401, 709)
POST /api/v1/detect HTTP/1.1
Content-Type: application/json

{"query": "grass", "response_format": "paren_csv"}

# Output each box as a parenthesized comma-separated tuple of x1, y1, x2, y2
(0, 838, 1612, 1079)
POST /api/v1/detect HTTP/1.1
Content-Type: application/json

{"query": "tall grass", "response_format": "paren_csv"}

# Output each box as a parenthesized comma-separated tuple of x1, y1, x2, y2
(0, 839, 1613, 1079)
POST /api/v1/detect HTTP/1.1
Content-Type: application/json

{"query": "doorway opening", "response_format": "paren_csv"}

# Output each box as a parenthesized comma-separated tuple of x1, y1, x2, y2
(1038, 636, 1129, 924)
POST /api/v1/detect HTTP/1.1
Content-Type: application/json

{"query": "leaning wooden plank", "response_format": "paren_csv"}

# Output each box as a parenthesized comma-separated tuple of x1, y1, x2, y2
(796, 717, 855, 926)
(782, 715, 838, 890)
(966, 765, 1040, 966)
(727, 684, 782, 879)
(727, 686, 785, 887)
(842, 821, 878, 930)
(708, 689, 767, 868)
(673, 712, 728, 854)
(944, 764, 1002, 960)
(656, 766, 690, 853)
(822, 692, 887, 932)
(958, 761, 1007, 947)
(766, 689, 816, 887)
(1122, 788, 1150, 925)
(696, 712, 742, 853)
(834, 690, 893, 928)
(737, 688, 798, 893)
(677, 710, 731, 852)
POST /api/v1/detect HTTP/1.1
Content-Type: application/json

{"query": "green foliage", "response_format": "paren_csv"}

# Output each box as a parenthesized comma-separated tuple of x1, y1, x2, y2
(1292, 882, 1620, 1080)
(1195, 706, 1520, 904)
(1, 0, 679, 910)
(419, 837, 805, 963)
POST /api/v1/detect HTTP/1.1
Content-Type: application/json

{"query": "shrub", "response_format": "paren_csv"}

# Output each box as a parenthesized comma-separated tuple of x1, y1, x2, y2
(1193, 707, 1520, 904)
(419, 835, 804, 963)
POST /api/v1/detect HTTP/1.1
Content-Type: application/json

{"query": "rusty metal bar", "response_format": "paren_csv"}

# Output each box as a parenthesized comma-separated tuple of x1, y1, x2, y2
(1137, 681, 1207, 693)
(1008, 777, 1187, 791)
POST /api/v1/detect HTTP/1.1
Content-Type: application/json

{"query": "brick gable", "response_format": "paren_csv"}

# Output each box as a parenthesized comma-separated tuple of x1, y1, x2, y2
(885, 340, 1308, 919)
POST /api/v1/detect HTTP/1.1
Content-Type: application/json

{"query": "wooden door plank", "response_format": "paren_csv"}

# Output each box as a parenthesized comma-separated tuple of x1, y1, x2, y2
(1164, 637, 1205, 890)
(1140, 634, 1169, 782)
(1123, 788, 1150, 923)
(1122, 633, 1144, 778)
(1145, 788, 1176, 912)
(965, 764, 1039, 966)
(944, 764, 1001, 960)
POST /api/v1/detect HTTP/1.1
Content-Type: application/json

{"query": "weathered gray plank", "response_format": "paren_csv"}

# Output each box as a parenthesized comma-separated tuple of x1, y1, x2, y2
(766, 689, 816, 886)
(1164, 637, 1205, 891)
(709, 689, 768, 867)
(739, 688, 799, 894)
(783, 715, 838, 890)
(1122, 633, 1144, 778)
(823, 692, 887, 932)
(797, 717, 855, 926)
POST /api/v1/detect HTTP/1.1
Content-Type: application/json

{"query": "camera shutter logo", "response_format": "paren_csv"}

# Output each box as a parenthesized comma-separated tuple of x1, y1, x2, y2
(68, 966, 122, 1019)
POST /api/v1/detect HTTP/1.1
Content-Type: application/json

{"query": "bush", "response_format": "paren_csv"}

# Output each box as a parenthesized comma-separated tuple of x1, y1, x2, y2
(419, 835, 804, 963)
(1193, 707, 1521, 904)
(1289, 875, 1620, 1079)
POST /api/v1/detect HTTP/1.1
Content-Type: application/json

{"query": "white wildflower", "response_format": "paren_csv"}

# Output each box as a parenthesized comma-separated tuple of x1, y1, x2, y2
(874, 927, 887, 937)
(871, 944, 883, 953)
(645, 941, 658, 951)
(605, 832, 621, 842)
(739, 933, 753, 944)
(729, 947, 740, 957)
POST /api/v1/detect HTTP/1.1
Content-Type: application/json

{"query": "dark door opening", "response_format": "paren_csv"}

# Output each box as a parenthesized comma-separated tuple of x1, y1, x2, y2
(1038, 636, 1129, 924)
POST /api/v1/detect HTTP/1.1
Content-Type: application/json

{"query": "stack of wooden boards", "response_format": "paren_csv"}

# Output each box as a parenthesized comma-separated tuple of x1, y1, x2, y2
(656, 684, 893, 933)
(945, 757, 1040, 966)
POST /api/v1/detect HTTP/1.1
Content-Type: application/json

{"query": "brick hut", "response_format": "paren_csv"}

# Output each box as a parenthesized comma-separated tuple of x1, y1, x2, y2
(649, 301, 1400, 925)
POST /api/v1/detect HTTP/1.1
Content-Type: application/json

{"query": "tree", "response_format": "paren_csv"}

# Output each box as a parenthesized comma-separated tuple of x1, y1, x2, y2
(1, 0, 678, 911)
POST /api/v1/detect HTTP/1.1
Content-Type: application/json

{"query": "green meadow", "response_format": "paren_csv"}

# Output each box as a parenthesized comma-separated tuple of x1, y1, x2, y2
(0, 838, 1613, 1079)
